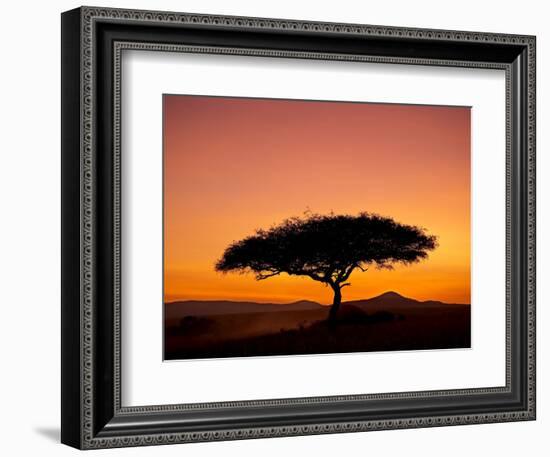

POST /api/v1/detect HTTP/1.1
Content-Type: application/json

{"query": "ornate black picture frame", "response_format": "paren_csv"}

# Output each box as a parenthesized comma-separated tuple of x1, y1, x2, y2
(61, 6, 536, 449)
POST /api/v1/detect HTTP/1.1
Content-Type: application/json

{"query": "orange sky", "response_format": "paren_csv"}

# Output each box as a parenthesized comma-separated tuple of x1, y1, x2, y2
(164, 95, 470, 305)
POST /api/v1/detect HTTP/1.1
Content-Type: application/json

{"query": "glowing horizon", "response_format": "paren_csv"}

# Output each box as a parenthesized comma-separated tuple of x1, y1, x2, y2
(164, 95, 471, 305)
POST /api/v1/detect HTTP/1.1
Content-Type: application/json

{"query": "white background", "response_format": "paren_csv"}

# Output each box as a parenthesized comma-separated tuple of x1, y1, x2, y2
(0, 0, 547, 456)
(123, 52, 506, 405)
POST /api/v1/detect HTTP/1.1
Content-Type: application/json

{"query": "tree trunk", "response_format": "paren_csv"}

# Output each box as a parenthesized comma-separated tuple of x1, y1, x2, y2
(328, 285, 342, 325)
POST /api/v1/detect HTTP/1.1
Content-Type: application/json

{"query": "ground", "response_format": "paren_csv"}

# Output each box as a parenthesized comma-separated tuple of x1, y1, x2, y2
(164, 294, 471, 360)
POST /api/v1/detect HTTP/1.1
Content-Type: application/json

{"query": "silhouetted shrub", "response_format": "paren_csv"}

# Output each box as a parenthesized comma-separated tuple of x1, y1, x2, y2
(369, 310, 395, 323)
(177, 315, 211, 333)
(336, 304, 369, 323)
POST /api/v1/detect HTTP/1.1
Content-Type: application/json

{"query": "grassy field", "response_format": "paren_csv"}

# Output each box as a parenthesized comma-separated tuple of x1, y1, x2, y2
(164, 298, 470, 360)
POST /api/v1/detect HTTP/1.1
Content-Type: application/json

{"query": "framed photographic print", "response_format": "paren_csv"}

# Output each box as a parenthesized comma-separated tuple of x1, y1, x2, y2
(61, 6, 536, 449)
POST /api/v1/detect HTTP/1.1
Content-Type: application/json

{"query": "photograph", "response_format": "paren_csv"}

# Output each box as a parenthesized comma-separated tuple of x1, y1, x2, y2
(163, 94, 472, 360)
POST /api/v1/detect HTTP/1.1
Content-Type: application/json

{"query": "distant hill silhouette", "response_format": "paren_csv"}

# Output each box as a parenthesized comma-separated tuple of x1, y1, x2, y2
(165, 291, 468, 320)
(345, 291, 468, 311)
(165, 299, 322, 319)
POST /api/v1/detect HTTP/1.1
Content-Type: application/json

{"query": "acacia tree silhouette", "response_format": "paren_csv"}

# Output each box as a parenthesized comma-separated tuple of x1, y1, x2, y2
(215, 212, 437, 324)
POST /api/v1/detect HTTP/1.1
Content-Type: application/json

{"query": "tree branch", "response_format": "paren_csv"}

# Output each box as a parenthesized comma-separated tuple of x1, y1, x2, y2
(305, 272, 326, 282)
(256, 271, 281, 280)
(340, 264, 357, 282)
